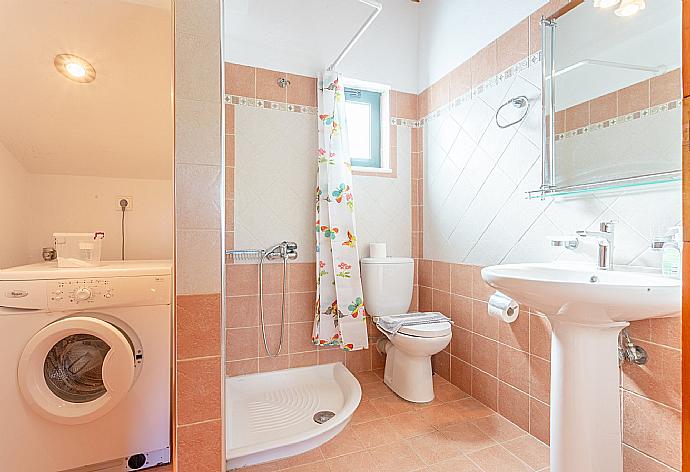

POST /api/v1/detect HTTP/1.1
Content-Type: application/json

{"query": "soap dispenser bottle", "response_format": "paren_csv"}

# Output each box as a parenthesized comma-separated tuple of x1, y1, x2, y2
(661, 226, 681, 279)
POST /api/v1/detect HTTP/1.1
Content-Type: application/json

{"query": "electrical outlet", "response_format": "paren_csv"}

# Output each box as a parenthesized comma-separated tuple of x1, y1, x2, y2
(117, 196, 133, 211)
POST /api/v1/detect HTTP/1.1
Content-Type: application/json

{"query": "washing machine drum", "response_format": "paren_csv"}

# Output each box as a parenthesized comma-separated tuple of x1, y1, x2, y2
(18, 316, 138, 425)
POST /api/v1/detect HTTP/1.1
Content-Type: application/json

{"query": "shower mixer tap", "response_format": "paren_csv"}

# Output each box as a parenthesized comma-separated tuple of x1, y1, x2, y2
(265, 241, 298, 261)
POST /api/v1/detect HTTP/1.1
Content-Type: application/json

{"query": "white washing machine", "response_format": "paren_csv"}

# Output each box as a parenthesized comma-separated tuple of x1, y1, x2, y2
(0, 260, 172, 472)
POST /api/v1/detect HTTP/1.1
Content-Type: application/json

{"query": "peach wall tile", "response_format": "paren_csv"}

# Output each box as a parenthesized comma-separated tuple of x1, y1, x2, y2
(432, 350, 451, 380)
(227, 326, 259, 361)
(412, 206, 420, 232)
(451, 326, 472, 362)
(176, 420, 222, 472)
(529, 314, 551, 360)
(623, 444, 677, 472)
(432, 290, 451, 317)
(497, 382, 530, 432)
(472, 300, 498, 340)
(470, 42, 498, 86)
(225, 166, 234, 197)
(288, 262, 317, 292)
(290, 351, 318, 368)
(529, 398, 550, 445)
(622, 391, 681, 470)
(471, 266, 494, 301)
(471, 334, 498, 376)
(498, 345, 529, 393)
(419, 286, 433, 311)
(628, 319, 652, 341)
(554, 111, 565, 135)
(255, 68, 287, 102)
(471, 368, 498, 411)
(419, 87, 431, 118)
(564, 102, 589, 132)
(290, 292, 317, 322)
(256, 293, 284, 326)
(431, 74, 451, 112)
(227, 295, 259, 328)
(432, 261, 451, 292)
(650, 69, 681, 106)
(176, 357, 221, 425)
(176, 294, 221, 360)
(389, 90, 398, 117)
(618, 80, 650, 115)
(451, 263, 473, 297)
(498, 308, 529, 351)
(225, 134, 235, 168)
(346, 348, 373, 373)
(226, 62, 255, 97)
(622, 340, 681, 410)
(289, 322, 317, 353)
(397, 92, 418, 120)
(225, 104, 235, 135)
(258, 323, 288, 357)
(287, 73, 317, 107)
(451, 357, 472, 394)
(529, 355, 551, 404)
(319, 347, 346, 365)
(258, 355, 289, 373)
(226, 358, 258, 376)
(451, 295, 472, 330)
(589, 92, 618, 123)
(649, 317, 681, 349)
(419, 259, 433, 287)
(450, 62, 472, 100)
(496, 19, 529, 72)
(225, 198, 234, 230)
(503, 435, 549, 470)
(529, 0, 570, 54)
(227, 263, 258, 296)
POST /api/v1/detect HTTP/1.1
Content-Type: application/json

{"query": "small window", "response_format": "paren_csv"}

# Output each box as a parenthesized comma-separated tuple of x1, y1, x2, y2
(341, 78, 390, 172)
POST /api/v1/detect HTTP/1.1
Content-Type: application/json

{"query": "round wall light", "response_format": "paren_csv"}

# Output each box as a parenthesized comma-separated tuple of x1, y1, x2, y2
(54, 54, 96, 83)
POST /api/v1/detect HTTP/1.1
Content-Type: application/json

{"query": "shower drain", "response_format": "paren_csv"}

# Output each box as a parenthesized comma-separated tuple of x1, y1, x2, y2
(313, 410, 336, 424)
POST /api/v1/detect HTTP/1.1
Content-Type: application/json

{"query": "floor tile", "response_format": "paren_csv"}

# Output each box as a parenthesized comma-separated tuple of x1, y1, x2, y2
(370, 440, 427, 472)
(406, 431, 465, 465)
(467, 445, 532, 472)
(471, 414, 527, 443)
(502, 435, 549, 471)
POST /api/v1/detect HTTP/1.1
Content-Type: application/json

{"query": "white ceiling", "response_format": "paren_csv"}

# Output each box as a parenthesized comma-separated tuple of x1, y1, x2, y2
(0, 0, 173, 179)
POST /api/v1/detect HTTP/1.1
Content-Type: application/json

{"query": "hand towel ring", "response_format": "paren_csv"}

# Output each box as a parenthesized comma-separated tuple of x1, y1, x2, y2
(496, 95, 530, 129)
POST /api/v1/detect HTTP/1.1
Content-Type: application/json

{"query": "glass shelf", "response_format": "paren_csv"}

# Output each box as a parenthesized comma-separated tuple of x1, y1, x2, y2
(527, 171, 681, 199)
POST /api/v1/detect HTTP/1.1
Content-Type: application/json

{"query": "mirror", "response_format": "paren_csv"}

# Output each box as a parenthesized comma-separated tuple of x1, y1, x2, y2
(0, 0, 174, 269)
(539, 0, 682, 196)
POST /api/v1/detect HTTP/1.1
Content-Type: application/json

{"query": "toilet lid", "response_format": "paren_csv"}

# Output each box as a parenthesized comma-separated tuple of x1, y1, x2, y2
(398, 321, 452, 338)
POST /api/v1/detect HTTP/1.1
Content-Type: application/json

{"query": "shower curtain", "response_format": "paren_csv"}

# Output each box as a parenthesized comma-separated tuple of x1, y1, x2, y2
(312, 71, 369, 351)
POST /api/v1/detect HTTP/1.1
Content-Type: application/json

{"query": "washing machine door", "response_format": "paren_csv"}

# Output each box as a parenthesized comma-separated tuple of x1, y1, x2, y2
(17, 316, 136, 425)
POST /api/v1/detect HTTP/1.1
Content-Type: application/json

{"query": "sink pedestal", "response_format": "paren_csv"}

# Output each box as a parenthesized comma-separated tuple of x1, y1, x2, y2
(548, 317, 628, 472)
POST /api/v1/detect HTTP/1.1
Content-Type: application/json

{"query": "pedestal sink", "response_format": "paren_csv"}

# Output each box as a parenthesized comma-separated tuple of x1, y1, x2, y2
(481, 262, 681, 472)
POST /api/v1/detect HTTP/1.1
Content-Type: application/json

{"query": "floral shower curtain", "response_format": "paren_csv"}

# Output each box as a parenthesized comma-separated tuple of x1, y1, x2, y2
(312, 71, 369, 351)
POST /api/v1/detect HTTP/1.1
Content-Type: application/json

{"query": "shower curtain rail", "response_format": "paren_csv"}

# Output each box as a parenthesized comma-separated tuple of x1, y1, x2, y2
(327, 0, 382, 72)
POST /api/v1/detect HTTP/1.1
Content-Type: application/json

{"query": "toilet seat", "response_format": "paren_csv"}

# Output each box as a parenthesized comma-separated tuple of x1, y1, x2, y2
(398, 321, 452, 338)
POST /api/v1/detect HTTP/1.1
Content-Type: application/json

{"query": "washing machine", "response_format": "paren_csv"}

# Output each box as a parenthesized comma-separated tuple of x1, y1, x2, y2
(0, 260, 172, 472)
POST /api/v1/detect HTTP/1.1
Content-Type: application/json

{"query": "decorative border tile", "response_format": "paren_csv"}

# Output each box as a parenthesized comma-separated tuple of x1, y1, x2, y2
(225, 93, 420, 128)
(420, 51, 542, 125)
(555, 99, 682, 142)
(224, 94, 318, 115)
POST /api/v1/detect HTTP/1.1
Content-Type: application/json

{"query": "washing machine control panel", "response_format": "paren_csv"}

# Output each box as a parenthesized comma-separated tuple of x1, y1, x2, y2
(47, 275, 171, 310)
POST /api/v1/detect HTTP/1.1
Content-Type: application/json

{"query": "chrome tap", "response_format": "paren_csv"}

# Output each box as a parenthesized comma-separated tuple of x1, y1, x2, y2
(576, 221, 615, 270)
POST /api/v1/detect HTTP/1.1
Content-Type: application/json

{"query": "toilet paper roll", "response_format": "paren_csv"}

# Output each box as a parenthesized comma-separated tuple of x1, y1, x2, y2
(487, 291, 519, 323)
(369, 242, 387, 259)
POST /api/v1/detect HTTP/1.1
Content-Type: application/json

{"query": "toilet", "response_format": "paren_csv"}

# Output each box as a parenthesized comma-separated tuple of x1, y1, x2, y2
(361, 257, 452, 403)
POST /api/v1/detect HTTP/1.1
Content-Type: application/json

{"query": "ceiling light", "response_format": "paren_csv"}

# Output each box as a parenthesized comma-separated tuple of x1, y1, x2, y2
(593, 0, 620, 8)
(615, 0, 645, 16)
(54, 54, 96, 83)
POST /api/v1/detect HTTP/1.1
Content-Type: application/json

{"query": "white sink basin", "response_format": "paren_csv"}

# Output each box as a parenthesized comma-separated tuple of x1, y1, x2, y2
(481, 262, 680, 324)
(480, 262, 681, 472)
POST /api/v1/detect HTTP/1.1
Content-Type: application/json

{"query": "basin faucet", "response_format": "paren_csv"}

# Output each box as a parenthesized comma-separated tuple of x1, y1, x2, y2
(576, 221, 615, 270)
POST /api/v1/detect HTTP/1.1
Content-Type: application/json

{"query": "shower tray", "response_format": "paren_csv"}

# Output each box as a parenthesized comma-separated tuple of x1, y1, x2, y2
(226, 362, 362, 470)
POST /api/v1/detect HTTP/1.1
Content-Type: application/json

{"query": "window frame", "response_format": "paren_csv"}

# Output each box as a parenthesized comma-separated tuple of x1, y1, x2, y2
(340, 77, 391, 174)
